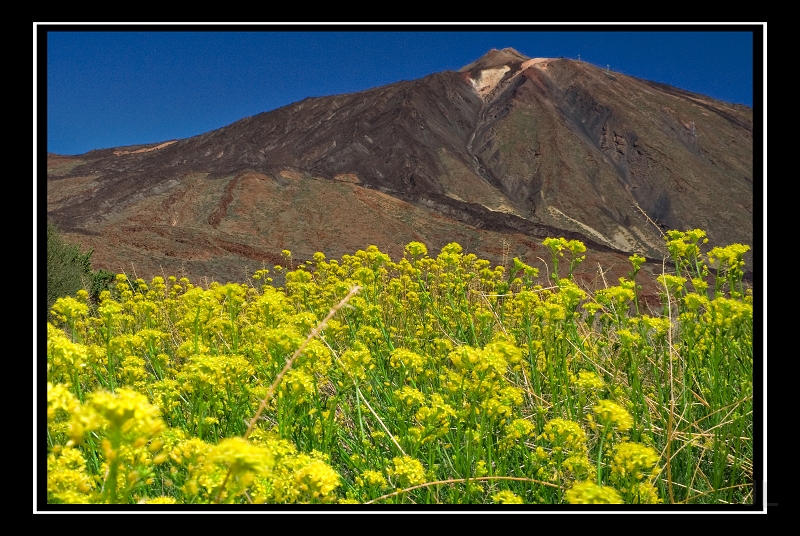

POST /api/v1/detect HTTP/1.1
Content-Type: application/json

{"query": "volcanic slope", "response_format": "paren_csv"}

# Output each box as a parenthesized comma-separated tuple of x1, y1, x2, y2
(47, 48, 754, 295)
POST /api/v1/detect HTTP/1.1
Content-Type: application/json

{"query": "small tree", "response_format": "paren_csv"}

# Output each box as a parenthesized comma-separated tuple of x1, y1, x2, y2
(46, 221, 93, 312)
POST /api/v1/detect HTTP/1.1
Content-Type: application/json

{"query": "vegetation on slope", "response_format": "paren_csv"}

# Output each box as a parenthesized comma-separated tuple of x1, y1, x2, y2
(45, 229, 753, 506)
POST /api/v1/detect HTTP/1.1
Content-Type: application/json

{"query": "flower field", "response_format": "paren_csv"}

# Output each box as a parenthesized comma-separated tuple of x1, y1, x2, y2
(45, 229, 754, 505)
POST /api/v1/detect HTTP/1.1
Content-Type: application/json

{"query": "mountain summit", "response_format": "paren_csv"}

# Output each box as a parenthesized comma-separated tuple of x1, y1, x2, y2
(458, 47, 538, 99)
(458, 47, 531, 72)
(47, 51, 753, 296)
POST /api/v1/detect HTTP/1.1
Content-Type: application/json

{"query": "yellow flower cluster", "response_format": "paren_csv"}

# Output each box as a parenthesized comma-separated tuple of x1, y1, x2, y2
(290, 458, 341, 503)
(394, 385, 426, 408)
(355, 469, 389, 489)
(610, 442, 661, 503)
(387, 456, 426, 488)
(410, 393, 457, 444)
(589, 399, 634, 440)
(657, 274, 687, 297)
(389, 348, 428, 377)
(47, 446, 95, 503)
(47, 323, 89, 385)
(565, 481, 623, 504)
(611, 442, 660, 480)
(540, 418, 588, 455)
(503, 418, 536, 444)
(84, 388, 165, 442)
(339, 343, 374, 382)
(492, 490, 524, 504)
(571, 371, 604, 393)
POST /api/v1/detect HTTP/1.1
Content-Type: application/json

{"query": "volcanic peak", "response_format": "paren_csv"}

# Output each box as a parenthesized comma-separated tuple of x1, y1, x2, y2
(458, 47, 531, 72)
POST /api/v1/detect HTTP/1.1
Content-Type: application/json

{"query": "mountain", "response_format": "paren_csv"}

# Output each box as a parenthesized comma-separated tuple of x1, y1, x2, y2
(46, 48, 754, 302)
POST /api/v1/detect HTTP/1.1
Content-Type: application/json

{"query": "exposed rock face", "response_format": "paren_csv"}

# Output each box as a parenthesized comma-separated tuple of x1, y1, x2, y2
(47, 48, 754, 299)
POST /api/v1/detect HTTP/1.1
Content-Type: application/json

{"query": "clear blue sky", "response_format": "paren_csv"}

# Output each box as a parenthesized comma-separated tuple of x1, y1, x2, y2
(40, 24, 762, 156)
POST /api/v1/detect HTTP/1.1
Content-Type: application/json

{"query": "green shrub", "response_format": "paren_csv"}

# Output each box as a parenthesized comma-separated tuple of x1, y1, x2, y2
(46, 220, 93, 312)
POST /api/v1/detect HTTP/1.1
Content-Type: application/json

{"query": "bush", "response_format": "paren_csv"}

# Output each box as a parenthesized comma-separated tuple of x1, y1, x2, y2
(46, 221, 93, 312)
(90, 269, 115, 302)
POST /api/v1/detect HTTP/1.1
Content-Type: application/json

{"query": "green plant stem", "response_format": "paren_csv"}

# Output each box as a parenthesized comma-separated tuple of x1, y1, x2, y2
(596, 434, 605, 486)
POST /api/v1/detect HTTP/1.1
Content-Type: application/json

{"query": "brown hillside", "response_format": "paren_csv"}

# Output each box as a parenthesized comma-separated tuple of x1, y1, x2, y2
(47, 48, 754, 303)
